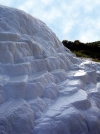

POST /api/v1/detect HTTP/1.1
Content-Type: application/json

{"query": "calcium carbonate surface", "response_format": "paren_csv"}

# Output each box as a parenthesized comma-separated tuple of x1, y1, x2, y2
(0, 5, 100, 134)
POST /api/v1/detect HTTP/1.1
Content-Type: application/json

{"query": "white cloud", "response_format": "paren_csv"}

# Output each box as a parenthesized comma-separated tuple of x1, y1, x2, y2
(62, 21, 74, 35)
(0, 0, 13, 6)
(40, 0, 53, 5)
(35, 7, 62, 24)
(18, 0, 37, 12)
(58, 0, 100, 42)
(79, 31, 98, 43)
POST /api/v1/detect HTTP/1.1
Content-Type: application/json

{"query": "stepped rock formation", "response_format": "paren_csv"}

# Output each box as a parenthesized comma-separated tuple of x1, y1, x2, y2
(0, 5, 100, 134)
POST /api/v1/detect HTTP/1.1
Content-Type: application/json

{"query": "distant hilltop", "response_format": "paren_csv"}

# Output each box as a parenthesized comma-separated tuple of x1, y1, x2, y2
(62, 40, 100, 62)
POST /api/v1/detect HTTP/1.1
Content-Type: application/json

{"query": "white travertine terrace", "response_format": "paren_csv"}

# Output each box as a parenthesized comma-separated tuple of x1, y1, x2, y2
(0, 5, 100, 134)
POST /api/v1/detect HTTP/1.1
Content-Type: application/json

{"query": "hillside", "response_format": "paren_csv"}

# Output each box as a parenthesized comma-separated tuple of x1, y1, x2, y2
(0, 5, 100, 134)
(62, 40, 100, 62)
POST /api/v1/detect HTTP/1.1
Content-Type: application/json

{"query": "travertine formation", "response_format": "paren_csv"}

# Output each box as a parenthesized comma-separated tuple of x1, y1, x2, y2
(0, 5, 100, 134)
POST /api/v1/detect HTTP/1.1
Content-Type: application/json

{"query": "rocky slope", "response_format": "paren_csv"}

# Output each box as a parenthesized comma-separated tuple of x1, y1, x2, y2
(0, 5, 100, 134)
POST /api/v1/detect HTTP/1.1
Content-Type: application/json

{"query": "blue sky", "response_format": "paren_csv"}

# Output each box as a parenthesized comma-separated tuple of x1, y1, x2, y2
(0, 0, 100, 43)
